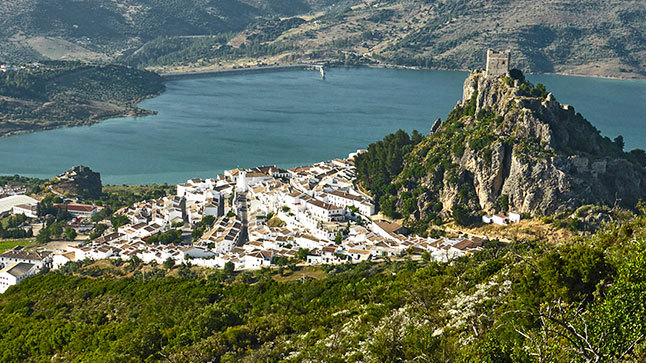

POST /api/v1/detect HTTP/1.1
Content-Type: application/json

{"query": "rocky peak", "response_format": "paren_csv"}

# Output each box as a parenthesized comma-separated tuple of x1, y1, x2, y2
(462, 73, 554, 146)
(356, 69, 646, 232)
(442, 71, 646, 215)
(387, 70, 646, 226)
(52, 165, 102, 198)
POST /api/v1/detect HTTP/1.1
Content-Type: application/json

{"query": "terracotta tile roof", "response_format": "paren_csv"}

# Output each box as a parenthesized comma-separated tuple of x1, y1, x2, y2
(1, 262, 35, 278)
(0, 248, 50, 261)
(348, 249, 370, 255)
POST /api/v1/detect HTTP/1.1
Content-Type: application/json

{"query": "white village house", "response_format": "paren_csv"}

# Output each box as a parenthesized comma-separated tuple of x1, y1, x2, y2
(53, 202, 103, 218)
(483, 212, 522, 225)
(305, 199, 345, 222)
(12, 203, 38, 218)
(0, 195, 39, 217)
(0, 247, 52, 269)
(0, 262, 38, 293)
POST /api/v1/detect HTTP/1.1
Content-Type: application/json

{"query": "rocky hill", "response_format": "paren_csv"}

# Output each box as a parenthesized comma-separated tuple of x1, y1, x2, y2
(49, 166, 102, 199)
(459, 72, 646, 211)
(356, 68, 646, 231)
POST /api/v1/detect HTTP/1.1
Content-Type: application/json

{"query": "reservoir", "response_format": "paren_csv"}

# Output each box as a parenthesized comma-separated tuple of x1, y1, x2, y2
(1, 68, 644, 184)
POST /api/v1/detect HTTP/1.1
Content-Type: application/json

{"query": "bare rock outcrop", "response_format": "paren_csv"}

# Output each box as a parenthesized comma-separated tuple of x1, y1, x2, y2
(395, 71, 646, 219)
(50, 166, 103, 199)
(447, 72, 646, 214)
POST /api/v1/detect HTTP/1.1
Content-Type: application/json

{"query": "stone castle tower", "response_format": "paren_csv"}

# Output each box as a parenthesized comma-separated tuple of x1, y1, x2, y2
(485, 49, 510, 77)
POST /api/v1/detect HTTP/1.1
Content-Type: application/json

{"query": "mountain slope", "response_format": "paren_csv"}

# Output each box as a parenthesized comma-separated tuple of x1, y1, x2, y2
(356, 69, 646, 230)
(130, 0, 645, 79)
(287, 0, 645, 78)
(1, 0, 644, 79)
(0, 0, 349, 62)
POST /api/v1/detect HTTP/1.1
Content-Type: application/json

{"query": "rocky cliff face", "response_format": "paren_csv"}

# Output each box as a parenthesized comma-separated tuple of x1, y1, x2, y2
(393, 72, 646, 220)
(51, 166, 103, 199)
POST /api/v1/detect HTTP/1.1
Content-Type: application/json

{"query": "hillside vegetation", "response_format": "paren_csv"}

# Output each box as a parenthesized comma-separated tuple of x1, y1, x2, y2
(1, 0, 643, 79)
(1, 207, 645, 361)
(0, 61, 164, 136)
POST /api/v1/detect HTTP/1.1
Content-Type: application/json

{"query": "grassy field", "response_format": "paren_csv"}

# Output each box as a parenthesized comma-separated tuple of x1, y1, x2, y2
(448, 219, 574, 244)
(23, 36, 108, 62)
(0, 239, 34, 253)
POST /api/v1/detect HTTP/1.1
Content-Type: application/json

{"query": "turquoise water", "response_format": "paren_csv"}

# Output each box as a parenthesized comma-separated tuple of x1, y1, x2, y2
(1, 68, 644, 184)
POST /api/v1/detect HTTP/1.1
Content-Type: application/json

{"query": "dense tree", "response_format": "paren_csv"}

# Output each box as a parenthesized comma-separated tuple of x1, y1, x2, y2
(48, 222, 63, 239)
(147, 230, 182, 245)
(191, 215, 216, 241)
(509, 68, 525, 82)
(614, 135, 625, 151)
(494, 194, 509, 214)
(89, 223, 108, 239)
(334, 231, 343, 244)
(240, 271, 256, 284)
(5, 214, 27, 228)
(297, 248, 310, 261)
(100, 184, 174, 211)
(110, 215, 129, 231)
(178, 263, 198, 279)
(35, 228, 50, 243)
(354, 129, 423, 208)
(202, 215, 216, 227)
(0, 222, 32, 239)
(629, 149, 646, 167)
(163, 258, 175, 270)
(2, 207, 646, 362)
(224, 261, 235, 274)
(63, 228, 77, 241)
(452, 204, 472, 226)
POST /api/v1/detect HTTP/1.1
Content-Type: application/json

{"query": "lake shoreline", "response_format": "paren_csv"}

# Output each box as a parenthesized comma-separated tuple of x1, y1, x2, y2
(161, 64, 326, 80)
(0, 107, 157, 138)
(2, 66, 642, 140)
(0, 103, 159, 138)
(1, 67, 643, 185)
(159, 62, 645, 81)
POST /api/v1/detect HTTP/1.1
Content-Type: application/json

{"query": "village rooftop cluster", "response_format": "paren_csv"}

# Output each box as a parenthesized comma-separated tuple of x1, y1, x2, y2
(0, 62, 42, 73)
(0, 184, 29, 199)
(0, 151, 522, 292)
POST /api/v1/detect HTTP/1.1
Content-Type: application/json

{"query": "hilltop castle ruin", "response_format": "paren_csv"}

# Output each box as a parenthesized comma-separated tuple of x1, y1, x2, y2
(485, 49, 510, 77)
